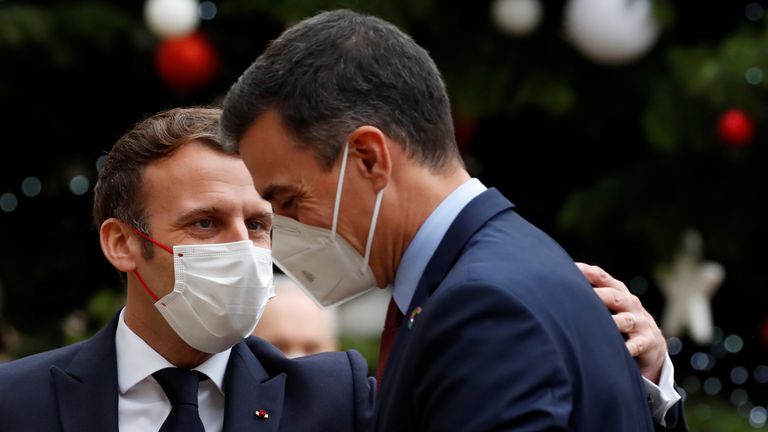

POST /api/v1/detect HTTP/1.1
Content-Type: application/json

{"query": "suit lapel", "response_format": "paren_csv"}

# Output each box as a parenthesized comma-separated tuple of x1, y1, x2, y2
(222, 341, 286, 432)
(51, 314, 120, 432)
(376, 189, 514, 424)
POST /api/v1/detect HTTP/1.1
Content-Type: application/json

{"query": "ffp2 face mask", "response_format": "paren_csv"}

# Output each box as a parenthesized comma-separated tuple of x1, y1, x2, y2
(271, 142, 384, 307)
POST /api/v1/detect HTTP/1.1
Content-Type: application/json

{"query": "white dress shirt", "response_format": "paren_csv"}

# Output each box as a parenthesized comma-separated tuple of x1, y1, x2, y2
(393, 178, 681, 424)
(115, 308, 231, 432)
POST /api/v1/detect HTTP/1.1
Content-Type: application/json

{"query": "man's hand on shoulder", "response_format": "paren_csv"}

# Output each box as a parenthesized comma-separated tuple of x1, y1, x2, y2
(576, 262, 666, 384)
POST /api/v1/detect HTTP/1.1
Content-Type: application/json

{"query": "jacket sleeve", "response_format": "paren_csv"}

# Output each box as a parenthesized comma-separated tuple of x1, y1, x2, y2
(345, 349, 376, 432)
(654, 394, 688, 432)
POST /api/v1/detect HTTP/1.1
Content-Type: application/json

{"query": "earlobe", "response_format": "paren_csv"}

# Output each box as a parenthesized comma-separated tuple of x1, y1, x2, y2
(100, 218, 139, 273)
(348, 126, 391, 192)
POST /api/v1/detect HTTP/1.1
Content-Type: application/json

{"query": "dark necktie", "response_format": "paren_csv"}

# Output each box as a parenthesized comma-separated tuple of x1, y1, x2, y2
(376, 298, 404, 386)
(153, 367, 206, 432)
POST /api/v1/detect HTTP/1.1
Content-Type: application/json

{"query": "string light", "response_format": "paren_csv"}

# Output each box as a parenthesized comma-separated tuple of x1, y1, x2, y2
(749, 406, 767, 428)
(21, 176, 41, 198)
(69, 175, 90, 196)
(667, 337, 683, 355)
(0, 193, 18, 213)
(745, 2, 764, 21)
(724, 334, 744, 353)
(199, 1, 216, 20)
(731, 366, 749, 385)
(745, 67, 763, 85)
(754, 365, 768, 384)
(95, 155, 108, 172)
(703, 376, 722, 395)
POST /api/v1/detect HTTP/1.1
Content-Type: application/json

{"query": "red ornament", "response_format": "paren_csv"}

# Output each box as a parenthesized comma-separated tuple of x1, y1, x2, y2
(717, 108, 755, 148)
(155, 32, 218, 93)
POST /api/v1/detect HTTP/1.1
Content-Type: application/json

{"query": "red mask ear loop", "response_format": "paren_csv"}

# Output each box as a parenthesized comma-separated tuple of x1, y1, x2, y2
(129, 226, 173, 302)
(130, 227, 174, 254)
(133, 270, 160, 302)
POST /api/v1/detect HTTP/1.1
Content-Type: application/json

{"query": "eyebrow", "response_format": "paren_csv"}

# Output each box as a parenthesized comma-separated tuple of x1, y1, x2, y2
(172, 206, 273, 226)
(261, 184, 298, 202)
(173, 207, 223, 226)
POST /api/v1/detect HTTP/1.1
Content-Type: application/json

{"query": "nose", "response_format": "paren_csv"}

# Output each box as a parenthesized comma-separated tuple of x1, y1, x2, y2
(221, 219, 251, 243)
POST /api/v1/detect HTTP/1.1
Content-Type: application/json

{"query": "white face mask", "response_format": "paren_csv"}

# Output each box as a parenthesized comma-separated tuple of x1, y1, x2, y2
(272, 143, 384, 308)
(133, 235, 274, 353)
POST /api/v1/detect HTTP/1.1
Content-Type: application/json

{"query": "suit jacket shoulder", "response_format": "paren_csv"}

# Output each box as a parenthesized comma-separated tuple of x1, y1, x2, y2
(0, 316, 375, 432)
(376, 189, 656, 432)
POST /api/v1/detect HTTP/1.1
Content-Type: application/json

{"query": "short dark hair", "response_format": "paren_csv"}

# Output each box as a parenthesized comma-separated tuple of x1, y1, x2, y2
(220, 9, 461, 170)
(93, 107, 226, 257)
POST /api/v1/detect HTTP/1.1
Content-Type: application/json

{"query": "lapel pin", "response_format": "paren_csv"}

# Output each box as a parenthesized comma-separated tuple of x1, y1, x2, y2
(408, 306, 423, 329)
(255, 409, 270, 419)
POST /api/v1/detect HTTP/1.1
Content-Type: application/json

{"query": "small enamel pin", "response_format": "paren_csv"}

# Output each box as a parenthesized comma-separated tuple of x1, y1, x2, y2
(255, 409, 270, 419)
(408, 306, 423, 329)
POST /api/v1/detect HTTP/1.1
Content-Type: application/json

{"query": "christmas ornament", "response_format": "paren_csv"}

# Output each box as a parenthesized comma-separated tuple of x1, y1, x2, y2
(491, 0, 543, 37)
(564, 0, 660, 65)
(155, 33, 218, 92)
(717, 108, 755, 148)
(144, 0, 200, 39)
(656, 229, 724, 345)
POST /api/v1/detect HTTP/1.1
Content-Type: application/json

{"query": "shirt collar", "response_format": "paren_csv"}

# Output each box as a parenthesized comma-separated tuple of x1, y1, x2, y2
(115, 308, 231, 395)
(392, 178, 487, 313)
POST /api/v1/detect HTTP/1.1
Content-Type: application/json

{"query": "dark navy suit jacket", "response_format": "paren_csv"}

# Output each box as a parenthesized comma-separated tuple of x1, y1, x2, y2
(0, 313, 374, 432)
(375, 188, 687, 431)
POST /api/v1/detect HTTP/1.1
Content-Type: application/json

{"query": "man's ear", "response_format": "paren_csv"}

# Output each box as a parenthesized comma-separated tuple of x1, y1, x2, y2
(347, 126, 392, 193)
(100, 218, 140, 273)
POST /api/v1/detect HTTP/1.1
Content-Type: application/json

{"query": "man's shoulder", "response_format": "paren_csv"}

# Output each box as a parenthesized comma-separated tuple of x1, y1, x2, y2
(0, 339, 88, 380)
(240, 336, 369, 380)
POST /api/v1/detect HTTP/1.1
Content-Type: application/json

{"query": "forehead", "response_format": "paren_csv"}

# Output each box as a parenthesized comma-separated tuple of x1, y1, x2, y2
(141, 140, 270, 217)
(238, 110, 327, 196)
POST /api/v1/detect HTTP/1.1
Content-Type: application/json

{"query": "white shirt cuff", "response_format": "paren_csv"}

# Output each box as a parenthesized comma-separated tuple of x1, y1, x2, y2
(642, 352, 682, 426)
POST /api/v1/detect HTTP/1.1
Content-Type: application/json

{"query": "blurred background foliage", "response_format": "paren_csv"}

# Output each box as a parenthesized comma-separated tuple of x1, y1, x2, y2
(0, 0, 767, 428)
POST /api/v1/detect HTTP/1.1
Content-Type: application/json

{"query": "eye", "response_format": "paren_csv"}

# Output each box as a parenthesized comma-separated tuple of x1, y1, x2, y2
(194, 218, 214, 229)
(280, 196, 296, 210)
(246, 219, 267, 231)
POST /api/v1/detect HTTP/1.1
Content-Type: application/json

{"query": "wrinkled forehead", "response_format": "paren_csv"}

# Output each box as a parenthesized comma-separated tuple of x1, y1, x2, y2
(140, 141, 270, 217)
(237, 111, 327, 196)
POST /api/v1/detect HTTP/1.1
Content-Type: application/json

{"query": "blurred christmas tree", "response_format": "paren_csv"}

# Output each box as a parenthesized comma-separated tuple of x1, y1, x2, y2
(0, 0, 766, 429)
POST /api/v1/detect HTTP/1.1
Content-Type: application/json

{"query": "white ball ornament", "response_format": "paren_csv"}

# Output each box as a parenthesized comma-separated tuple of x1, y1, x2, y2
(564, 0, 660, 65)
(491, 0, 543, 37)
(144, 0, 201, 39)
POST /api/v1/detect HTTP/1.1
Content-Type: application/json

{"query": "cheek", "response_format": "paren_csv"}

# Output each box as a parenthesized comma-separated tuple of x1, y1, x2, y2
(297, 200, 334, 228)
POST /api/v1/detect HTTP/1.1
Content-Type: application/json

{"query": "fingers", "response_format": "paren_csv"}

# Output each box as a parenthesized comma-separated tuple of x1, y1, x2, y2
(626, 336, 647, 358)
(576, 263, 630, 294)
(613, 312, 637, 333)
(594, 287, 641, 314)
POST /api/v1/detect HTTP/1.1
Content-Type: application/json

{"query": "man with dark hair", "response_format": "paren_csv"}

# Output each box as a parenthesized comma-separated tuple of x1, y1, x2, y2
(221, 9, 685, 431)
(0, 107, 374, 432)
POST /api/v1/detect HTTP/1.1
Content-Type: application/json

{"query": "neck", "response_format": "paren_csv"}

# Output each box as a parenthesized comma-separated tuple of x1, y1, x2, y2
(124, 283, 212, 369)
(372, 160, 471, 287)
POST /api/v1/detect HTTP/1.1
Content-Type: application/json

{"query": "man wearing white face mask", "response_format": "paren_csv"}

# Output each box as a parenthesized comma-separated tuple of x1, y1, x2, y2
(0, 108, 374, 432)
(220, 9, 686, 432)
